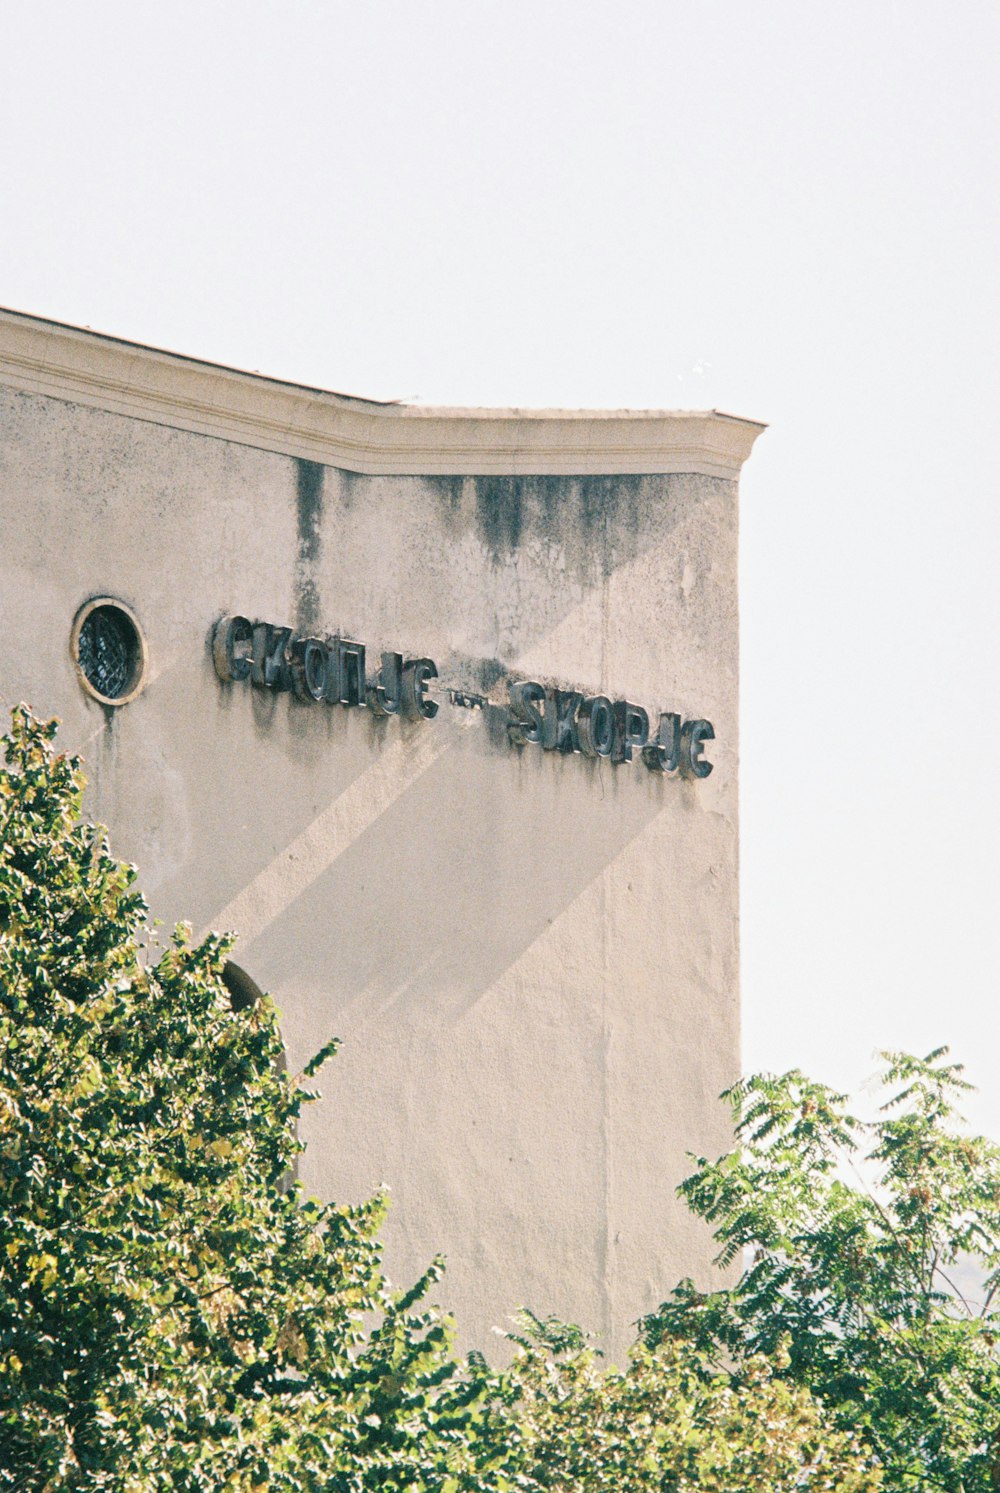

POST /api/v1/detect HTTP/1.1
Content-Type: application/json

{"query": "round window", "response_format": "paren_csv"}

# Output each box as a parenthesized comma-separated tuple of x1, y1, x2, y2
(71, 598, 147, 706)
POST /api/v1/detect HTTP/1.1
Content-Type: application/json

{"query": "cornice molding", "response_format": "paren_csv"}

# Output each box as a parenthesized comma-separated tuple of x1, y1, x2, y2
(0, 308, 766, 479)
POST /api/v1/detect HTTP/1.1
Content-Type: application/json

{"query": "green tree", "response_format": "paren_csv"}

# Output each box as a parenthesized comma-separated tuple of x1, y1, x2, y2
(0, 705, 879, 1491)
(0, 707, 485, 1491)
(475, 1311, 879, 1492)
(645, 1052, 1000, 1491)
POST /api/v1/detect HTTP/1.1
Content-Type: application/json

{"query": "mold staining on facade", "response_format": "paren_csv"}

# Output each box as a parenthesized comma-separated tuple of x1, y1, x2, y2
(0, 306, 764, 1358)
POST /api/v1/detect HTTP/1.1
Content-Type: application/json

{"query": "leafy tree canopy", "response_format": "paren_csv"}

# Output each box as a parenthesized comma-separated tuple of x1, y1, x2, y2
(0, 706, 878, 1491)
(644, 1049, 1000, 1491)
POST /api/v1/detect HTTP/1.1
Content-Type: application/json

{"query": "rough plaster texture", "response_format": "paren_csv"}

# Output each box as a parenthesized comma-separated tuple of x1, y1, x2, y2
(0, 340, 749, 1361)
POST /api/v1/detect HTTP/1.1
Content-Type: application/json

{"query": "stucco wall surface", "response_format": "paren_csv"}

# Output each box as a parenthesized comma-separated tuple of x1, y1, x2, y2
(0, 376, 741, 1361)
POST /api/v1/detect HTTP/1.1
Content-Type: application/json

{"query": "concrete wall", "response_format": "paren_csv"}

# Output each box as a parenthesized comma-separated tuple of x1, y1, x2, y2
(0, 314, 758, 1360)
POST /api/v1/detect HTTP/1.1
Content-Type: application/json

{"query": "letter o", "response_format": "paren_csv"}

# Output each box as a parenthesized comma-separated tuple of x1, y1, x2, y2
(578, 695, 613, 758)
(293, 637, 328, 702)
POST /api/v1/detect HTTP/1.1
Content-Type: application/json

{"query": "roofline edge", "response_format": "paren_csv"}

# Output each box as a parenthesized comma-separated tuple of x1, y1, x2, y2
(0, 307, 767, 479)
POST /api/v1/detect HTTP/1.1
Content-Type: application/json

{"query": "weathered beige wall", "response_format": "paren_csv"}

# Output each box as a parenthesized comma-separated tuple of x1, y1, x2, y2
(0, 331, 749, 1361)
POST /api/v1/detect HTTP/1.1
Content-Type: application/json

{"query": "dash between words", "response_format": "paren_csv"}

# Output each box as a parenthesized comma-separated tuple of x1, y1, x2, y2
(213, 615, 715, 778)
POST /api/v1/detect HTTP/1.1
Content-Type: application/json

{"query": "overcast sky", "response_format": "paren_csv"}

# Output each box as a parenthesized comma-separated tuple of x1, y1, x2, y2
(3, 1, 999, 1131)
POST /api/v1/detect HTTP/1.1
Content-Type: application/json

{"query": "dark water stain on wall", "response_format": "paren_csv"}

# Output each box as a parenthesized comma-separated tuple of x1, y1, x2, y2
(467, 474, 652, 578)
(423, 470, 728, 597)
(435, 475, 466, 536)
(295, 459, 325, 634)
(338, 468, 364, 511)
(475, 476, 526, 557)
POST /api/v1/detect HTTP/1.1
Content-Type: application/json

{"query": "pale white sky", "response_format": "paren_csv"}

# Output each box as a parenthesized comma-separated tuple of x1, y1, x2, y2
(3, 1, 999, 1130)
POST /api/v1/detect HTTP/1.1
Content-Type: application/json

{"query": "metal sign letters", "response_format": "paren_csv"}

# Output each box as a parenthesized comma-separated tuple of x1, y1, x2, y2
(213, 615, 715, 779)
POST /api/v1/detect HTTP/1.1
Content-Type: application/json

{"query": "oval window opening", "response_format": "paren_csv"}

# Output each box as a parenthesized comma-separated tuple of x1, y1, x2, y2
(72, 598, 147, 705)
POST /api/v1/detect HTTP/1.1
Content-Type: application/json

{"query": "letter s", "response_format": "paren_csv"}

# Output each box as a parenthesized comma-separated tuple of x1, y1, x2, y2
(508, 681, 544, 745)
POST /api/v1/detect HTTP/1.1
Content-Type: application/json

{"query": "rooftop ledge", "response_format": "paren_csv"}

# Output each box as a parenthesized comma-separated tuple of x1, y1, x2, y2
(0, 306, 766, 479)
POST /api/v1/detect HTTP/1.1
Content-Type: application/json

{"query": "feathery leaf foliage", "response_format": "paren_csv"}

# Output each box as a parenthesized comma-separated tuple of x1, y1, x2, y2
(645, 1052, 1000, 1490)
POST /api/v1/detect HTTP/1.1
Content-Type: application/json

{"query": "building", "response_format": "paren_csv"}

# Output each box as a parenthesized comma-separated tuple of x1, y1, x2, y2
(0, 307, 763, 1359)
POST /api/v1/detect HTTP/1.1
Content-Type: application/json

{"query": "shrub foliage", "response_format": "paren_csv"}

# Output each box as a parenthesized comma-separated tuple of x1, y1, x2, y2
(0, 706, 878, 1490)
